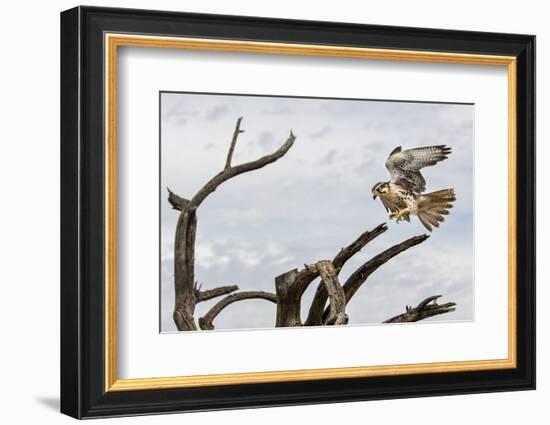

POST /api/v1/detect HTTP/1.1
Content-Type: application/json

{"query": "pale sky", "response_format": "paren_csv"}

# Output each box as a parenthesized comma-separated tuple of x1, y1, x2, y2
(160, 92, 474, 332)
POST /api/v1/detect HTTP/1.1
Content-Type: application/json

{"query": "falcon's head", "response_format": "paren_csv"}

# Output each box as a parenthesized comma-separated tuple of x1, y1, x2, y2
(371, 182, 389, 199)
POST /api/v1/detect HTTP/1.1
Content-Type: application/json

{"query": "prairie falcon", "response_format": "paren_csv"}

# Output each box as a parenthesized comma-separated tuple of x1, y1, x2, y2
(371, 145, 456, 231)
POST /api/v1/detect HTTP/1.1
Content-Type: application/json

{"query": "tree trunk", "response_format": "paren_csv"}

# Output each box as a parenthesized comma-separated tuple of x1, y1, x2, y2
(173, 208, 198, 330)
(275, 270, 303, 327)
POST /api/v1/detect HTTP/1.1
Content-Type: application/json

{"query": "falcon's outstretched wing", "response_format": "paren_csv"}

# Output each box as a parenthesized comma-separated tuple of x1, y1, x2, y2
(385, 145, 451, 193)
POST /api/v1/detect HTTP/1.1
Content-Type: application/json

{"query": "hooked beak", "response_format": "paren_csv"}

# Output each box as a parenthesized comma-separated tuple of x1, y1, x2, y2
(372, 194, 377, 200)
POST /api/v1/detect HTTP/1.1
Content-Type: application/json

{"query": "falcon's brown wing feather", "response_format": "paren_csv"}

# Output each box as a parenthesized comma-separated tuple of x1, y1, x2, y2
(385, 145, 451, 193)
(379, 195, 400, 213)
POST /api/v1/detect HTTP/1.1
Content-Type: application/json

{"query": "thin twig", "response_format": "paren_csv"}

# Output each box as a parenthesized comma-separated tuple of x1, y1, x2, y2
(189, 129, 296, 210)
(225, 117, 244, 170)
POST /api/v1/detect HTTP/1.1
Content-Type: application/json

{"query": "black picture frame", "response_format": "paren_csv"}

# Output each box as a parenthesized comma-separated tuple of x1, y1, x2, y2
(61, 5, 535, 419)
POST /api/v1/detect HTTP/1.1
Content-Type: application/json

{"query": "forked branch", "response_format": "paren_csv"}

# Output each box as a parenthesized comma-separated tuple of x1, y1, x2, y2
(316, 234, 429, 324)
(383, 295, 457, 323)
(188, 126, 296, 210)
(171, 118, 295, 331)
(342, 234, 429, 303)
(305, 223, 389, 326)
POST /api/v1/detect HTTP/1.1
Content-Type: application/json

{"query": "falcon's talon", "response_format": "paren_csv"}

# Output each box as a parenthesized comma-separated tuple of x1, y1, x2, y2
(392, 208, 410, 222)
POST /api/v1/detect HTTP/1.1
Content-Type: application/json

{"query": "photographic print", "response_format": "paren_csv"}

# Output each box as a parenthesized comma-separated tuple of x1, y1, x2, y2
(160, 92, 474, 332)
(61, 9, 535, 417)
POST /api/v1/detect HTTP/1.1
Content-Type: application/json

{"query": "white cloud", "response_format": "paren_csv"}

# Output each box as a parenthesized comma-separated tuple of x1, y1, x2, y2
(205, 104, 228, 121)
(195, 243, 231, 270)
(318, 149, 337, 166)
(310, 126, 332, 139)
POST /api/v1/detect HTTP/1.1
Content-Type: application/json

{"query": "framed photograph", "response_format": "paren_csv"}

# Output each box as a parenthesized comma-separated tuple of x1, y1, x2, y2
(60, 6, 535, 419)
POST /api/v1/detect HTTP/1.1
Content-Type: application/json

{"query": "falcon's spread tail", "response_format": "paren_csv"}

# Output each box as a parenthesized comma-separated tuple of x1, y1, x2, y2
(417, 189, 456, 232)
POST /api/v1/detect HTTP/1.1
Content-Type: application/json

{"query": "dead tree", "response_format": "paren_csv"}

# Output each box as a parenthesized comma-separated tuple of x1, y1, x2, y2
(168, 118, 456, 331)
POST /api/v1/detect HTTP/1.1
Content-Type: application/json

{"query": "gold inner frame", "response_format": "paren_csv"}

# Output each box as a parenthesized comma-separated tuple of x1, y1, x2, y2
(104, 33, 517, 392)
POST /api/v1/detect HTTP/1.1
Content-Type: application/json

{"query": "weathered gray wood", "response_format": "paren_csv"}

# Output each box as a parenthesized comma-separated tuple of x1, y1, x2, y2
(317, 234, 430, 325)
(173, 208, 198, 330)
(196, 285, 239, 303)
(225, 116, 244, 170)
(187, 130, 295, 210)
(332, 223, 388, 272)
(383, 295, 456, 323)
(171, 118, 295, 330)
(199, 291, 278, 330)
(310, 261, 348, 325)
(342, 234, 429, 303)
(275, 270, 302, 327)
(271, 264, 320, 328)
(305, 223, 388, 326)
(167, 188, 189, 211)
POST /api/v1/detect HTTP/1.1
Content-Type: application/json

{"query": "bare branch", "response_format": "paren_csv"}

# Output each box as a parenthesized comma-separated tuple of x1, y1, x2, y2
(310, 261, 348, 325)
(383, 295, 456, 323)
(171, 118, 296, 331)
(342, 234, 429, 303)
(189, 127, 296, 210)
(199, 291, 278, 330)
(170, 118, 449, 332)
(314, 234, 429, 325)
(304, 286, 327, 327)
(167, 187, 189, 211)
(304, 223, 388, 326)
(293, 266, 319, 296)
(332, 223, 388, 272)
(225, 117, 244, 170)
(196, 285, 239, 303)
